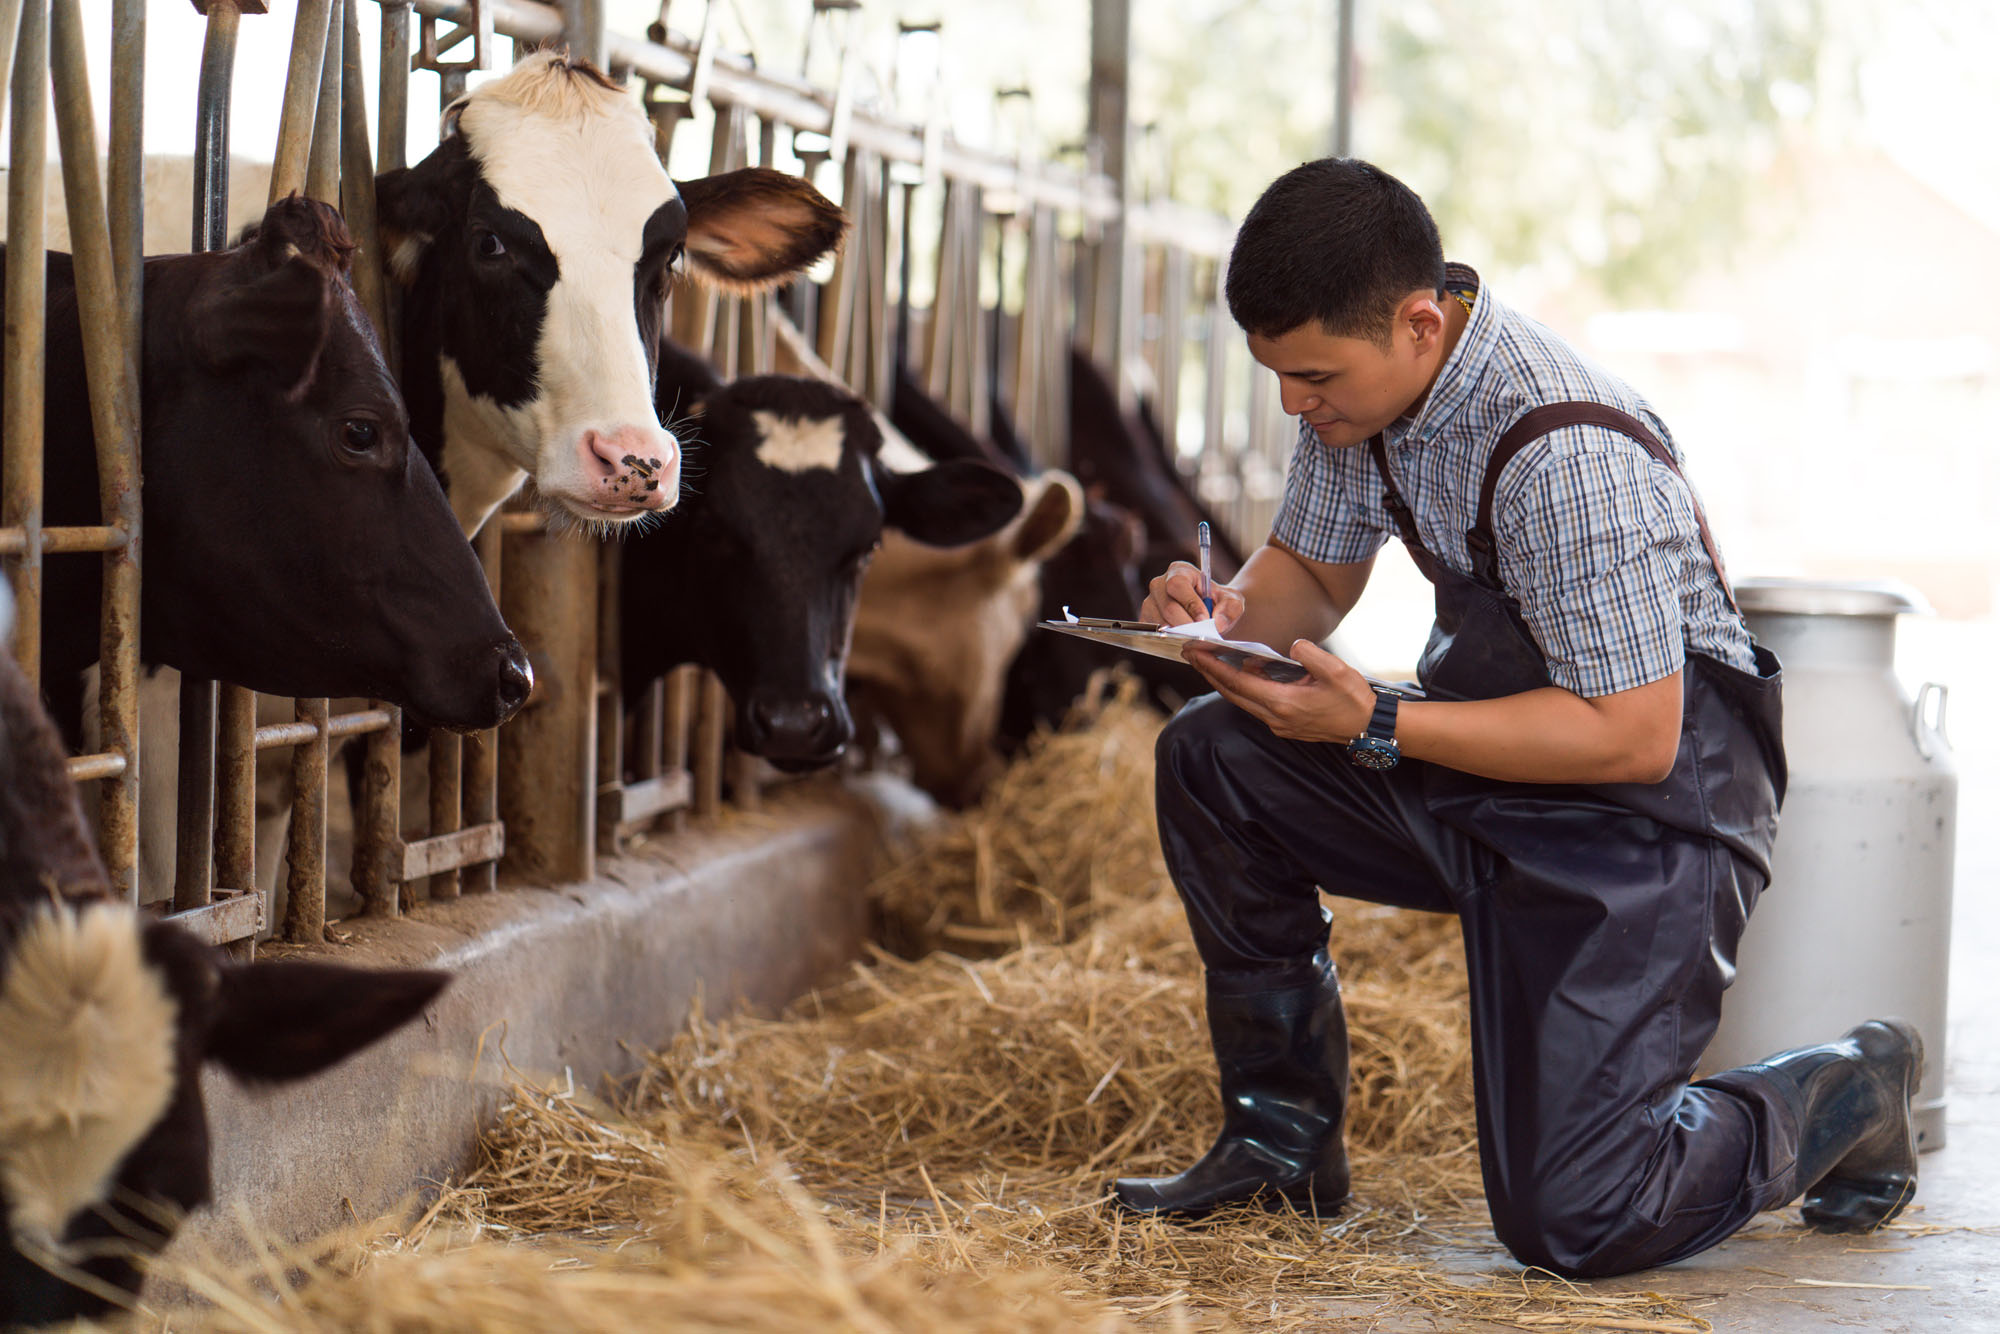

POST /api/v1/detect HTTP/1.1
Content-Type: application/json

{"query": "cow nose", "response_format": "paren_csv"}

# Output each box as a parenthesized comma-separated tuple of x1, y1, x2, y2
(580, 425, 676, 511)
(494, 640, 534, 722)
(743, 693, 849, 765)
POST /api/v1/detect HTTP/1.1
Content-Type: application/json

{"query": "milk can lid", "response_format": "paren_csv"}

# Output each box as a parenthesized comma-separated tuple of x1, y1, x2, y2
(1735, 577, 1933, 618)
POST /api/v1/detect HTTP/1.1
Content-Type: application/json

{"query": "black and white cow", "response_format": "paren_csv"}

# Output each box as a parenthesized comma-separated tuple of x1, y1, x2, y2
(11, 195, 530, 746)
(376, 52, 846, 536)
(0, 583, 448, 1327)
(620, 343, 1022, 769)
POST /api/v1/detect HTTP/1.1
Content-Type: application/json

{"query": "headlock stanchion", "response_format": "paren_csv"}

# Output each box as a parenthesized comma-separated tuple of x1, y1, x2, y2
(1, 0, 1290, 940)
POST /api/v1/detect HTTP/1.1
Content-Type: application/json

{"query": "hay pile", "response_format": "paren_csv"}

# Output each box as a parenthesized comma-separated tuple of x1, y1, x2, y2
(153, 682, 1714, 1333)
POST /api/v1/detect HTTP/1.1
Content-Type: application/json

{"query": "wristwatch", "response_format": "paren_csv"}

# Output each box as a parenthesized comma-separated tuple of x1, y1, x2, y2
(1346, 690, 1400, 770)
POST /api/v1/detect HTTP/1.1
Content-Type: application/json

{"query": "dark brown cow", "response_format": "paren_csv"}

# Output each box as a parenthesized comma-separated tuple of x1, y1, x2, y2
(11, 196, 529, 746)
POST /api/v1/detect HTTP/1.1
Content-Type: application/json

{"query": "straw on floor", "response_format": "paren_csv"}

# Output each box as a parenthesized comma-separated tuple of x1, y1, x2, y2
(151, 679, 1717, 1333)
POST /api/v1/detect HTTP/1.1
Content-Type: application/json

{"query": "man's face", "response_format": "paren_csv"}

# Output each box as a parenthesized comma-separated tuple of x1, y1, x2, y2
(1247, 314, 1436, 450)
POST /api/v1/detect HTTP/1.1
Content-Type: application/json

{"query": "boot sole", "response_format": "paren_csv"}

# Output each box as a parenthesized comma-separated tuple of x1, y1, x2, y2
(1802, 1019, 1924, 1233)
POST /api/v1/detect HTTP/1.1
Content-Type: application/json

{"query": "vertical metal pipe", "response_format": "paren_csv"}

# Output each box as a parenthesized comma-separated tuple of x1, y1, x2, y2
(172, 681, 216, 911)
(282, 696, 328, 942)
(426, 731, 462, 899)
(378, 0, 410, 173)
(193, 5, 240, 252)
(561, 0, 606, 69)
(663, 662, 694, 832)
(52, 0, 144, 901)
(462, 519, 501, 893)
(692, 672, 725, 817)
(4, 0, 48, 684)
(1088, 0, 1134, 408)
(270, 0, 334, 202)
(1332, 0, 1356, 158)
(339, 0, 388, 343)
(498, 527, 597, 883)
(594, 540, 621, 855)
(305, 0, 342, 205)
(214, 685, 254, 890)
(355, 702, 402, 915)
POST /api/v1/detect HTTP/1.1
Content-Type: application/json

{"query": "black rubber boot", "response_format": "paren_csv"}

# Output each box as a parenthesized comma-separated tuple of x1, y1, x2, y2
(1756, 1019, 1924, 1233)
(1113, 952, 1350, 1218)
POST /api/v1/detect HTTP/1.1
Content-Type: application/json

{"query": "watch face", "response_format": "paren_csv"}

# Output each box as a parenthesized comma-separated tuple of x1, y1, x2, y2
(1348, 737, 1399, 770)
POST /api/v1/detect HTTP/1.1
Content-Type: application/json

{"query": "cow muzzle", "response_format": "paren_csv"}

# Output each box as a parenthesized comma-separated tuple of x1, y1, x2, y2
(570, 423, 680, 520)
(740, 690, 853, 771)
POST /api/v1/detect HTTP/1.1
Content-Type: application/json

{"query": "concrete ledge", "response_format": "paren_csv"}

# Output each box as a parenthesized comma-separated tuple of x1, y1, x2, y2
(171, 779, 885, 1258)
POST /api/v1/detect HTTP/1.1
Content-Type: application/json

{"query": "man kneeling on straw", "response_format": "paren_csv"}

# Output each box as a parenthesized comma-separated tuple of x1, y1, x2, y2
(1115, 158, 1922, 1279)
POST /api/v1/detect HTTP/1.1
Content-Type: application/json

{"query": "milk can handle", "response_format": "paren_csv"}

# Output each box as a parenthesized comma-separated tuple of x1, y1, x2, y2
(1912, 682, 1951, 758)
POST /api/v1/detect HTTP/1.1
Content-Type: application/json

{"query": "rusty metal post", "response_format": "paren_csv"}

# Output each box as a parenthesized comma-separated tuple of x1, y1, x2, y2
(692, 671, 725, 817)
(271, 0, 333, 200)
(305, 0, 342, 205)
(339, 0, 388, 342)
(4, 0, 48, 684)
(282, 697, 328, 941)
(355, 701, 401, 914)
(426, 731, 462, 899)
(594, 540, 621, 853)
(499, 528, 597, 883)
(461, 520, 501, 892)
(378, 0, 411, 171)
(662, 664, 694, 832)
(52, 0, 145, 901)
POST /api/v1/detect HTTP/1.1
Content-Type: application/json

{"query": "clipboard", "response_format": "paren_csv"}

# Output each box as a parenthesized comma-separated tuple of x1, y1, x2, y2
(1037, 610, 1312, 682)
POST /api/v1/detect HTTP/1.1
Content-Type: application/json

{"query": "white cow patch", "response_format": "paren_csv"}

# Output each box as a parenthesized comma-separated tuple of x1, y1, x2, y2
(0, 903, 178, 1251)
(752, 412, 846, 473)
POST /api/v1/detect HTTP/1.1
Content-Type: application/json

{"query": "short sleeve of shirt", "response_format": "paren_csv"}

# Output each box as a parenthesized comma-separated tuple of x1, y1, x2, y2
(1269, 422, 1389, 565)
(1495, 429, 1701, 697)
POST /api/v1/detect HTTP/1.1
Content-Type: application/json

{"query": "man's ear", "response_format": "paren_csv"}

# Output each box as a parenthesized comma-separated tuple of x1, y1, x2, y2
(876, 459, 1025, 548)
(375, 139, 465, 285)
(679, 166, 847, 292)
(204, 960, 450, 1084)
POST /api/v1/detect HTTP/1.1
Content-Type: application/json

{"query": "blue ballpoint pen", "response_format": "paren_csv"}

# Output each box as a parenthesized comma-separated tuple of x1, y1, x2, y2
(1197, 521, 1214, 616)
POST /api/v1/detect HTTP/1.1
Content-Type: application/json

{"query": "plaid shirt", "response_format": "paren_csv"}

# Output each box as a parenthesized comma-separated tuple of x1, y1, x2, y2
(1271, 263, 1755, 698)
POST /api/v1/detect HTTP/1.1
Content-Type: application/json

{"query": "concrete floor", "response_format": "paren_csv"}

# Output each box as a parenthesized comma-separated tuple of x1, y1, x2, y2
(1319, 615, 2000, 1331)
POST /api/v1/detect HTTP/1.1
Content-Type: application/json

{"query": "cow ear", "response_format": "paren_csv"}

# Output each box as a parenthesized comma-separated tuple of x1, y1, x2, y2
(204, 961, 449, 1084)
(678, 166, 847, 292)
(187, 254, 331, 392)
(1011, 471, 1084, 563)
(877, 459, 1025, 548)
(376, 143, 461, 285)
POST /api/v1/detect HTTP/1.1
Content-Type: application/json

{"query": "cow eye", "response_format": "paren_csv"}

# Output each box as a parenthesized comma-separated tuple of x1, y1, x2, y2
(475, 230, 506, 260)
(339, 419, 381, 454)
(668, 243, 686, 270)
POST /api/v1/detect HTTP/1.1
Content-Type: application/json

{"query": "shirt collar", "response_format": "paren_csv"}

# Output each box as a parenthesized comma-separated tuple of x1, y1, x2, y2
(1389, 261, 1496, 448)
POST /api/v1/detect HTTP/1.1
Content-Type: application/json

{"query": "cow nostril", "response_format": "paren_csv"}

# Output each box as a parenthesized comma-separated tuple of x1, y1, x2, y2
(496, 642, 534, 716)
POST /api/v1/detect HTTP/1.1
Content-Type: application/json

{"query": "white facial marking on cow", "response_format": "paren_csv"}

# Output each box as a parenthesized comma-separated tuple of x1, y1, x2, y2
(751, 411, 846, 473)
(448, 56, 681, 523)
(0, 904, 178, 1251)
(438, 356, 534, 536)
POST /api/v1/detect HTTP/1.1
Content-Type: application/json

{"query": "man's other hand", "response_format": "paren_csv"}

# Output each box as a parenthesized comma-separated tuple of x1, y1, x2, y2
(1142, 560, 1247, 631)
(1184, 638, 1376, 743)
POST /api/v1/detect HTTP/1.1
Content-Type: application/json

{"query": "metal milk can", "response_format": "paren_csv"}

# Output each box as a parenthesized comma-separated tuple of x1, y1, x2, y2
(1702, 578, 1956, 1150)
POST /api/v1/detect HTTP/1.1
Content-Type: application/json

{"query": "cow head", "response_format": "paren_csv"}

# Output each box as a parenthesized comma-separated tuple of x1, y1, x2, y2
(140, 197, 530, 731)
(0, 626, 447, 1327)
(622, 355, 1022, 771)
(847, 470, 1083, 807)
(377, 52, 845, 536)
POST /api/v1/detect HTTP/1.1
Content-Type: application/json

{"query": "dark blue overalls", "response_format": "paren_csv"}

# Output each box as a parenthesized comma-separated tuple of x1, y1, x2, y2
(1140, 402, 1820, 1277)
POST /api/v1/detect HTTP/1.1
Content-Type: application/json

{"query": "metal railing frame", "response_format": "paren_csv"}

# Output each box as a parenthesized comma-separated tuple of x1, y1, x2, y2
(2, 0, 1291, 944)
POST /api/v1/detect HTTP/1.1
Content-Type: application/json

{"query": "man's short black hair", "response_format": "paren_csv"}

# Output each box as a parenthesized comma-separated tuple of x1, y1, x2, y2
(1225, 158, 1446, 344)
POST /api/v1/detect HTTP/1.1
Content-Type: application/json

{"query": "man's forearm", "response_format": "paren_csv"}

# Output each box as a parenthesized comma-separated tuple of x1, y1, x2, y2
(1224, 542, 1347, 648)
(1393, 676, 1682, 786)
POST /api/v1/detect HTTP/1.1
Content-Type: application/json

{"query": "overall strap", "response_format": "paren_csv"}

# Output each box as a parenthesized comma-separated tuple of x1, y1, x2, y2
(1369, 433, 1445, 584)
(1467, 402, 1739, 612)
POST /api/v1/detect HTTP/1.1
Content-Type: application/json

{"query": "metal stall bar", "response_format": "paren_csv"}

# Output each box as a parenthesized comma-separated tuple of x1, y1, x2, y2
(49, 0, 145, 901)
(4, 0, 48, 685)
(461, 520, 502, 892)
